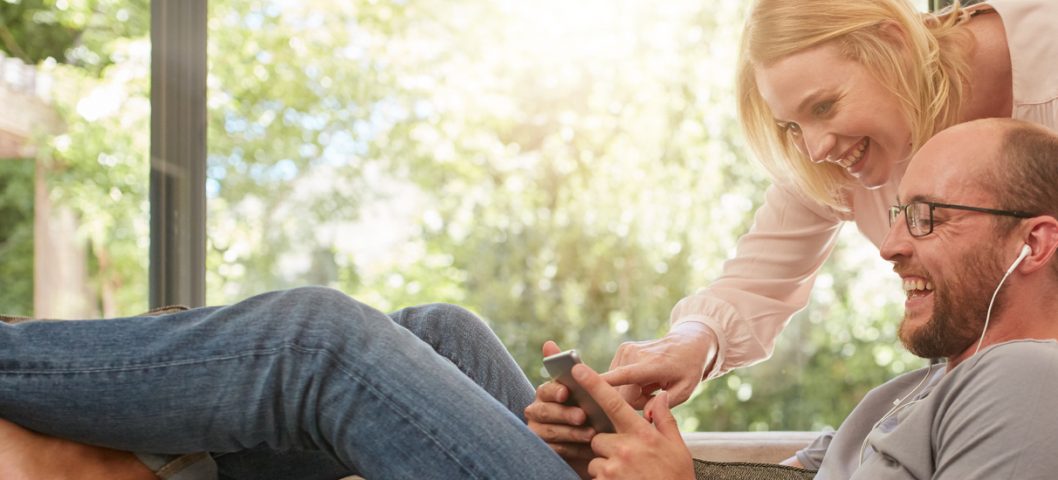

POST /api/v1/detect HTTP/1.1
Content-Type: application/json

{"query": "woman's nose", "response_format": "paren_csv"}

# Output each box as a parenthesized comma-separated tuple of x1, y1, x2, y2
(802, 126, 836, 164)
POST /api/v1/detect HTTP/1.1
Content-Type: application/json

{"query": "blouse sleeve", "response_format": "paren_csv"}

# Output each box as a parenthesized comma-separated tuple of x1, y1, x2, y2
(670, 182, 845, 380)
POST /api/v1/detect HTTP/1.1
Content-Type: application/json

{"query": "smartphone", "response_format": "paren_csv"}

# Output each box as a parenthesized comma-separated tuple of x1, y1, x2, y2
(542, 349, 616, 433)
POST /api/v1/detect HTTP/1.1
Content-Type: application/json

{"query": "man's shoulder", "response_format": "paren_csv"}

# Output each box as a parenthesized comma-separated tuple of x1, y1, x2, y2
(966, 339, 1058, 371)
(939, 339, 1058, 400)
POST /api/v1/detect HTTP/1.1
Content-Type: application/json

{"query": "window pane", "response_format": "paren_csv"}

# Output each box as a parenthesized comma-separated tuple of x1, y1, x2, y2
(0, 1, 151, 318)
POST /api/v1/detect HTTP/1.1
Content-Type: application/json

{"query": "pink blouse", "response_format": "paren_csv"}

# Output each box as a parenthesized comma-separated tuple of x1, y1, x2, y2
(674, 0, 1058, 380)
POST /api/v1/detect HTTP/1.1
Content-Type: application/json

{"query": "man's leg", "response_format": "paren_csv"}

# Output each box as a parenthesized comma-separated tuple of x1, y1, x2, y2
(213, 301, 538, 480)
(387, 302, 536, 418)
(0, 287, 576, 479)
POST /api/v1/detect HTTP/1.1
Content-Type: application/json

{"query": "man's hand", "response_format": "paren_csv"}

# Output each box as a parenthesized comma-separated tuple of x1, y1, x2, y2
(572, 363, 695, 480)
(525, 341, 597, 478)
(605, 321, 718, 408)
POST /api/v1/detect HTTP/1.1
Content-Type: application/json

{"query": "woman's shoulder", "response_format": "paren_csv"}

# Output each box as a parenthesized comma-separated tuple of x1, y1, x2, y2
(988, 0, 1058, 106)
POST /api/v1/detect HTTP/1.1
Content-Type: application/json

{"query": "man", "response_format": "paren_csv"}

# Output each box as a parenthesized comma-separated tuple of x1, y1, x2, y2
(4, 117, 1058, 479)
(528, 117, 1058, 479)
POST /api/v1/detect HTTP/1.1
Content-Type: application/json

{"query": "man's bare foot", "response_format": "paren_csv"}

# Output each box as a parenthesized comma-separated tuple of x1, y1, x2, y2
(0, 418, 157, 480)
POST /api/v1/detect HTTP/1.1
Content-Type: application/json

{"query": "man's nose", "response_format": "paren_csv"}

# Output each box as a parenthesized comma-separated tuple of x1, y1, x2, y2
(880, 210, 913, 263)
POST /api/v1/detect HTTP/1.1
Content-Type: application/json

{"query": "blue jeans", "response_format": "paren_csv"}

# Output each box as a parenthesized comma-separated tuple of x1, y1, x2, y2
(0, 287, 579, 479)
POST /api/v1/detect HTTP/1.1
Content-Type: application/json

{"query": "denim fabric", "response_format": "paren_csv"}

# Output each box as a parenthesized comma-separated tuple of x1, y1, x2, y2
(0, 287, 578, 479)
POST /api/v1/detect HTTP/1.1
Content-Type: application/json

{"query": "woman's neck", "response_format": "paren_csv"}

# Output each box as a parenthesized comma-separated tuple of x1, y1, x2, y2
(959, 8, 1013, 121)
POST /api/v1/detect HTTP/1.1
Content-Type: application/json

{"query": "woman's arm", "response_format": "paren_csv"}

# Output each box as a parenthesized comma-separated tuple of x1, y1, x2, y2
(607, 183, 845, 406)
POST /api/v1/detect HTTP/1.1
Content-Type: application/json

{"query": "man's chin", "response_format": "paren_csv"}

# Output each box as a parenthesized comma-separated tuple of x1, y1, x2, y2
(899, 322, 976, 359)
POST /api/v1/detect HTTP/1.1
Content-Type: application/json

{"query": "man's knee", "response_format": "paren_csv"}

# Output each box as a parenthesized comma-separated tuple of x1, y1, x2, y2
(245, 286, 385, 345)
(393, 303, 504, 353)
(405, 302, 489, 330)
(274, 286, 356, 309)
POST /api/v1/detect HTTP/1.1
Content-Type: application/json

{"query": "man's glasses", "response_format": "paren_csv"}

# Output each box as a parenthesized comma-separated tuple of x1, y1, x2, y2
(888, 200, 1036, 237)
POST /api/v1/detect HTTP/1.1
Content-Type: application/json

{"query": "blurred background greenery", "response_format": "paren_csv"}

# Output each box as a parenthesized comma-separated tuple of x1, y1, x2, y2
(1, 0, 927, 432)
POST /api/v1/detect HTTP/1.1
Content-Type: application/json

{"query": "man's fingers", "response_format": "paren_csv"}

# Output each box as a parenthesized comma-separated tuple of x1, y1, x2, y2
(549, 442, 596, 461)
(587, 456, 607, 479)
(571, 364, 645, 433)
(645, 391, 682, 441)
(535, 380, 570, 404)
(542, 340, 562, 357)
(525, 395, 586, 426)
(530, 421, 596, 444)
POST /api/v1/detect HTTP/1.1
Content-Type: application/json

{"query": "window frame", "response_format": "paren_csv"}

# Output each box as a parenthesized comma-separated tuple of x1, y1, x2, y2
(149, 0, 207, 308)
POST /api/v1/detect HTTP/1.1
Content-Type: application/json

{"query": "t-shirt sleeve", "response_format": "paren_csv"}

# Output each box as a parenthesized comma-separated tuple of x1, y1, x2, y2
(670, 182, 844, 379)
(795, 428, 834, 471)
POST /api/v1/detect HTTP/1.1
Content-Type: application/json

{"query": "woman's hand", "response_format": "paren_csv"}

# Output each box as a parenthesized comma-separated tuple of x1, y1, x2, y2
(525, 341, 597, 478)
(604, 321, 718, 409)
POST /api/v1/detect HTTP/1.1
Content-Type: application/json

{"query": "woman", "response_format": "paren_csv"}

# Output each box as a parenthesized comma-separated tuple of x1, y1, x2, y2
(607, 0, 1058, 411)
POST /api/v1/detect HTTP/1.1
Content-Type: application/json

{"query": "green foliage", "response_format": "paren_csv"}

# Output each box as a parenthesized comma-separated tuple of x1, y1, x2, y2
(8, 0, 921, 431)
(0, 0, 149, 72)
(36, 39, 151, 316)
(0, 159, 34, 315)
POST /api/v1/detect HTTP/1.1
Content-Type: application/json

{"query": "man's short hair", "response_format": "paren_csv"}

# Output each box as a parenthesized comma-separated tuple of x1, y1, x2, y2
(990, 120, 1058, 276)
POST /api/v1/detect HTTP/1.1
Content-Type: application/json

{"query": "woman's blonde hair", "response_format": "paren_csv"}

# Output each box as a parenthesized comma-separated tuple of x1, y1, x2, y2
(736, 0, 975, 210)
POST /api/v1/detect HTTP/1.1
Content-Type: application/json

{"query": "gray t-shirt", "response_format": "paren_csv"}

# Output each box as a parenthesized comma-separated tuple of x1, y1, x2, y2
(799, 340, 1058, 479)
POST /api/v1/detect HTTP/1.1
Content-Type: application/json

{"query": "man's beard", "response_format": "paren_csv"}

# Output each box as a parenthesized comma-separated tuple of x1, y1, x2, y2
(898, 247, 1009, 359)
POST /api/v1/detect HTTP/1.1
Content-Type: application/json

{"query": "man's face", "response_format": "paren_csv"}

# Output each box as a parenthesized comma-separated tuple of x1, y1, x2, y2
(895, 242, 1006, 358)
(880, 127, 1012, 359)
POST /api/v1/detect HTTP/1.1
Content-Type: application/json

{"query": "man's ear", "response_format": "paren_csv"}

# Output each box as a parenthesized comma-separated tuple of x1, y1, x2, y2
(1020, 217, 1058, 274)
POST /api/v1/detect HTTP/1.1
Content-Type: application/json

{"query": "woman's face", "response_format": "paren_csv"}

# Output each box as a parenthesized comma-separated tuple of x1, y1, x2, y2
(754, 42, 913, 189)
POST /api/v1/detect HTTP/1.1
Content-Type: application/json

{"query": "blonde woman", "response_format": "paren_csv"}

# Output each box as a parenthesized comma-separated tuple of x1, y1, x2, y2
(606, 0, 1058, 412)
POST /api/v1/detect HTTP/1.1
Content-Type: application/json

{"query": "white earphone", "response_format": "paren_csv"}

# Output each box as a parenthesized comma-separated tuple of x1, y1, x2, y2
(975, 243, 1032, 355)
(1008, 244, 1032, 274)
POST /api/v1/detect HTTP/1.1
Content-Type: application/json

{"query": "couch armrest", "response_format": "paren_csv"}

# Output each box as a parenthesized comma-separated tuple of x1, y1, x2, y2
(683, 431, 819, 464)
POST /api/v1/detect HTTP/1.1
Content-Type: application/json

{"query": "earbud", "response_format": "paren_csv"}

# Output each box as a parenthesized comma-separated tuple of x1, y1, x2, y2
(1006, 244, 1032, 275)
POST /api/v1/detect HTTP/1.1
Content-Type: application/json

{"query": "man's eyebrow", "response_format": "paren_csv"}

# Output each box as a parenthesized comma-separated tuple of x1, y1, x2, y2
(896, 194, 940, 204)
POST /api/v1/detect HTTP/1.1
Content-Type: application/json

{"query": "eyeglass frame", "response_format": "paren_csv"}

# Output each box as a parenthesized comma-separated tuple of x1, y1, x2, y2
(888, 200, 1038, 238)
